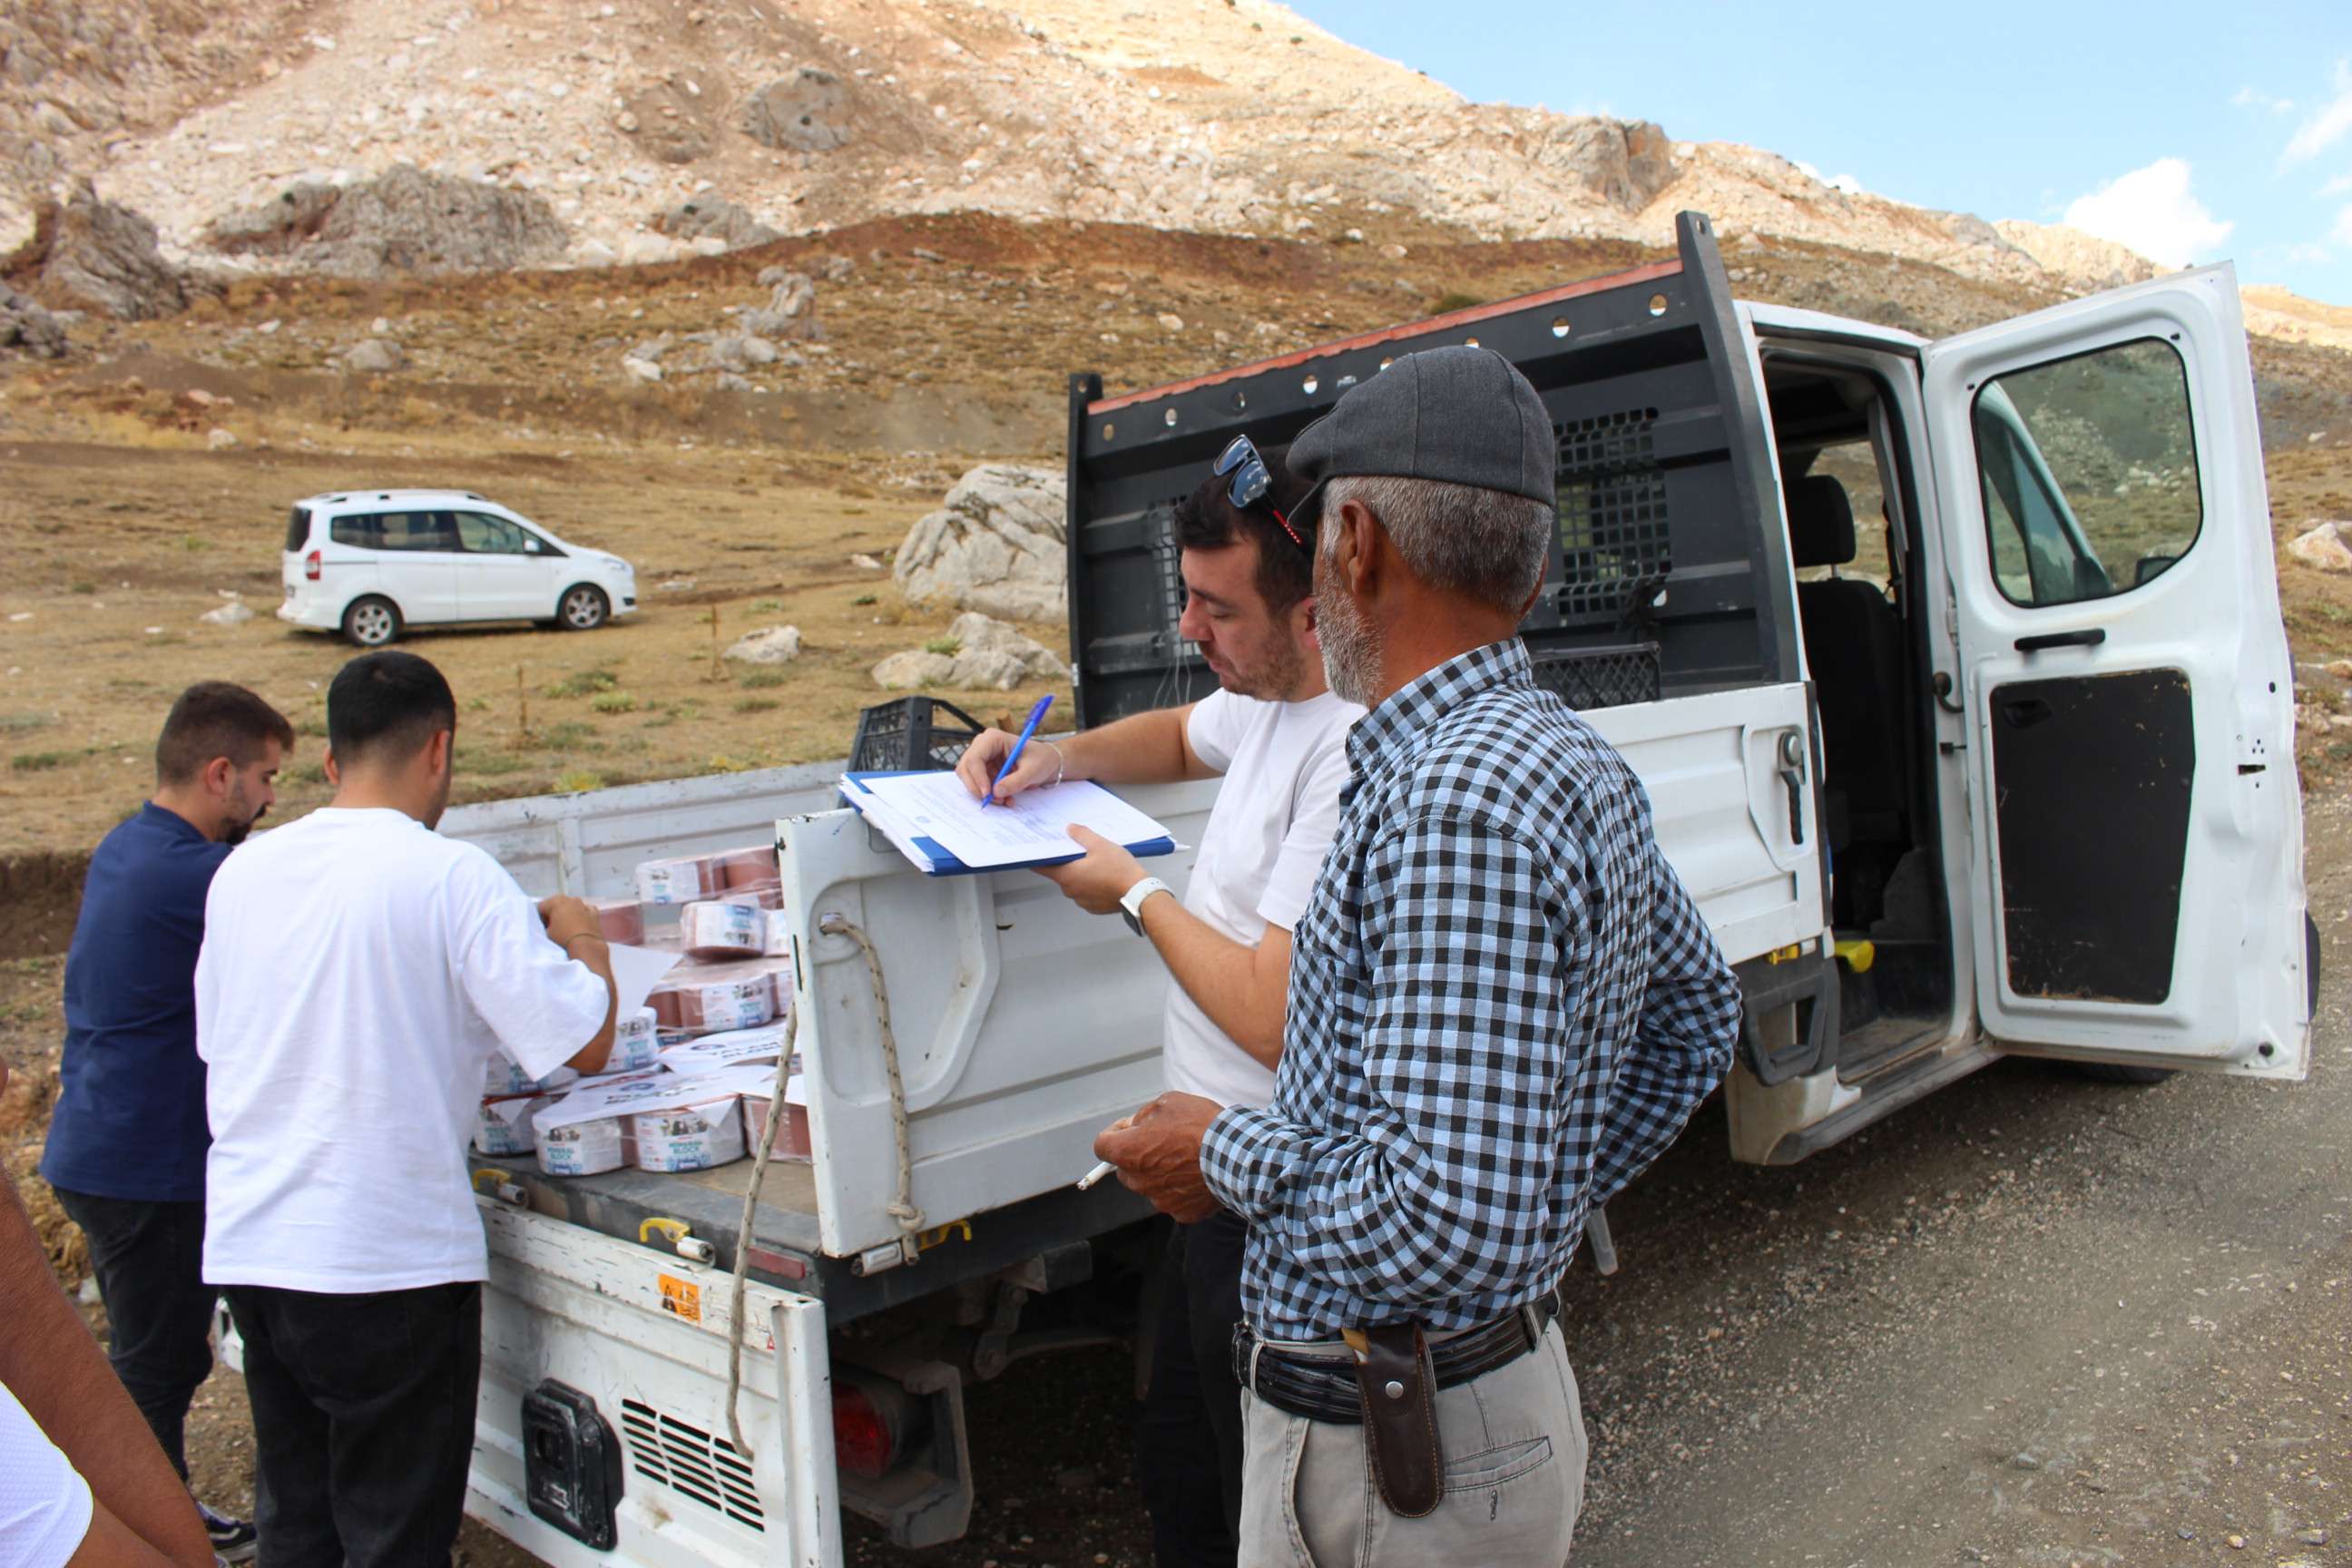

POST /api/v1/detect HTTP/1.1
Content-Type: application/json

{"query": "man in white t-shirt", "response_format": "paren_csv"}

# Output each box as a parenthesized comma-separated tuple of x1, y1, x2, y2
(956, 446, 1359, 1568)
(196, 651, 618, 1568)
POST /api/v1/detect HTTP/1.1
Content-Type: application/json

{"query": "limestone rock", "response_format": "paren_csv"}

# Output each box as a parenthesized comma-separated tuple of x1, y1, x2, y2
(198, 601, 255, 625)
(621, 357, 662, 384)
(653, 195, 779, 250)
(0, 289, 70, 358)
(742, 69, 856, 152)
(2290, 522, 2352, 572)
(2, 182, 189, 320)
(344, 338, 404, 374)
(202, 166, 567, 278)
(743, 274, 823, 342)
(894, 465, 1068, 622)
(724, 625, 803, 664)
(205, 427, 238, 449)
(875, 612, 1066, 691)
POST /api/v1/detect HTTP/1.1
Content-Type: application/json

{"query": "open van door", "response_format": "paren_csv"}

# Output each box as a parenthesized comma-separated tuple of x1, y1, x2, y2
(1922, 265, 2308, 1077)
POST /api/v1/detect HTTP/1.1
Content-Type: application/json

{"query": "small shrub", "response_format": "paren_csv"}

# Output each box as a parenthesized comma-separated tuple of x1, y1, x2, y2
(465, 695, 491, 712)
(551, 769, 605, 794)
(541, 720, 598, 750)
(544, 669, 618, 699)
(923, 635, 962, 657)
(852, 592, 877, 606)
(735, 698, 779, 713)
(738, 669, 788, 690)
(589, 691, 639, 714)
(1433, 291, 1485, 314)
(179, 536, 213, 552)
(10, 751, 69, 771)
(752, 598, 786, 612)
(69, 582, 93, 594)
(0, 713, 51, 733)
(458, 748, 533, 776)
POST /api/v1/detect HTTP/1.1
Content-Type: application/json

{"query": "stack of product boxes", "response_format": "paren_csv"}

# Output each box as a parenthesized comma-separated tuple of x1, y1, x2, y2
(474, 843, 803, 1181)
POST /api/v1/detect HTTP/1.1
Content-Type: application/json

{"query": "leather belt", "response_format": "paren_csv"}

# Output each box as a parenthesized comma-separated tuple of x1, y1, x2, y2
(1234, 1298, 1554, 1426)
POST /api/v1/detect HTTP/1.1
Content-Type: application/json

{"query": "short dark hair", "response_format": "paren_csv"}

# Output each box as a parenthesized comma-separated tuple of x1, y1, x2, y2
(155, 682, 295, 786)
(1172, 443, 1315, 613)
(327, 651, 456, 766)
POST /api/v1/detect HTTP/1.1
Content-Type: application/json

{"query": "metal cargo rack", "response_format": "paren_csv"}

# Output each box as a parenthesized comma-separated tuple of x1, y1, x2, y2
(1063, 210, 1796, 727)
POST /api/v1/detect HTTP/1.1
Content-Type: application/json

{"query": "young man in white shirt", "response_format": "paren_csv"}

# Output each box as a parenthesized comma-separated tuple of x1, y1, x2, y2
(195, 651, 619, 1568)
(956, 446, 1360, 1568)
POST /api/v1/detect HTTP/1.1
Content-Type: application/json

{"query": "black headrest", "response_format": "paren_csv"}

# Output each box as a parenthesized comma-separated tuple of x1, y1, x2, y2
(1787, 475, 1856, 568)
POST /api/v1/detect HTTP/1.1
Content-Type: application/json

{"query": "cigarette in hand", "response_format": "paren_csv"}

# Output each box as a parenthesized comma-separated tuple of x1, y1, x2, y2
(1076, 1161, 1117, 1191)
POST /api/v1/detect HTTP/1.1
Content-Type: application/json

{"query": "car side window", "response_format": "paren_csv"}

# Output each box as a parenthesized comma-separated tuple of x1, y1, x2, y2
(455, 511, 535, 554)
(360, 511, 460, 552)
(1972, 338, 2202, 608)
(328, 513, 381, 549)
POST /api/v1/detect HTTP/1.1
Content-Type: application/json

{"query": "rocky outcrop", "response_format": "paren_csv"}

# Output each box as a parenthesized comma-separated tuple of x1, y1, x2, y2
(2290, 522, 2352, 572)
(0, 289, 70, 358)
(873, 612, 1067, 691)
(742, 69, 858, 152)
(742, 273, 824, 341)
(724, 625, 803, 663)
(2, 183, 189, 320)
(342, 338, 404, 373)
(653, 194, 779, 250)
(894, 466, 1067, 622)
(202, 165, 568, 278)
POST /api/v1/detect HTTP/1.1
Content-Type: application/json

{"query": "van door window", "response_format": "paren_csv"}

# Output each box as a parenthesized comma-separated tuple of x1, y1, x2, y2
(285, 507, 311, 553)
(1972, 338, 2202, 608)
(362, 511, 461, 552)
(455, 511, 537, 554)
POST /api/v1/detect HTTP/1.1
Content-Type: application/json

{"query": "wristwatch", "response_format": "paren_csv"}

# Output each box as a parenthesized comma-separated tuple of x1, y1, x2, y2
(1119, 877, 1173, 936)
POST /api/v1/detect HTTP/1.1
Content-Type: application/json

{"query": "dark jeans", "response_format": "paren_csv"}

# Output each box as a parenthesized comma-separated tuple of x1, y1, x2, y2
(1139, 1209, 1250, 1568)
(223, 1281, 483, 1568)
(51, 1188, 216, 1480)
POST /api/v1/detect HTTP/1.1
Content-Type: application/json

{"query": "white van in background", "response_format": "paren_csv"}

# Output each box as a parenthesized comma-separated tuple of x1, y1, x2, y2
(279, 488, 639, 646)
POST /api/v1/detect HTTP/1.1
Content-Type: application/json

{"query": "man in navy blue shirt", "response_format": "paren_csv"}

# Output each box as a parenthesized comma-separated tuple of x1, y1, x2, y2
(41, 681, 292, 1563)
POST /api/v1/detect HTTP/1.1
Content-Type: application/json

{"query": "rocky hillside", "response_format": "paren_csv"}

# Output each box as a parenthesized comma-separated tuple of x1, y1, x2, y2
(4, 0, 2165, 299)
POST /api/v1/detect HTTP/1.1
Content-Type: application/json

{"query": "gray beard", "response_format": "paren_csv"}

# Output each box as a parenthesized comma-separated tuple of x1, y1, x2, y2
(1317, 584, 1383, 709)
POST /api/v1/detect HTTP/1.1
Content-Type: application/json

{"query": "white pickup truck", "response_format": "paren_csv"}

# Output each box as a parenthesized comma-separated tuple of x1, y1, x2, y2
(442, 211, 2309, 1566)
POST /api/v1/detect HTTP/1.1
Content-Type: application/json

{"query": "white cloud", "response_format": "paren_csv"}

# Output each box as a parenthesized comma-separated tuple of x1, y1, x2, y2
(2333, 203, 2352, 250)
(2284, 60, 2352, 163)
(1792, 159, 1863, 196)
(2062, 158, 2234, 266)
(2235, 84, 2296, 113)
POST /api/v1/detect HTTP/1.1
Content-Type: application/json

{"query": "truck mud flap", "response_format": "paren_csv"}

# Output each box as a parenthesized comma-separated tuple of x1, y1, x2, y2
(1733, 949, 1838, 1085)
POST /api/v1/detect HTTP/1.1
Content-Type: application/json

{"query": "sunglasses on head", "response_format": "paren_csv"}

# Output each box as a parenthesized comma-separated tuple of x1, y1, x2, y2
(1213, 435, 1308, 552)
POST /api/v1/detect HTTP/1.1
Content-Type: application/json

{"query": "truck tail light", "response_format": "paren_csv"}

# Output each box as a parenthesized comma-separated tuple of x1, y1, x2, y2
(832, 1382, 897, 1479)
(303, 550, 321, 582)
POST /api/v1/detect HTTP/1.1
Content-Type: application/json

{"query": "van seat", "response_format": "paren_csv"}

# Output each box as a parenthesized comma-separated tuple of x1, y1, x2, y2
(1789, 476, 1907, 847)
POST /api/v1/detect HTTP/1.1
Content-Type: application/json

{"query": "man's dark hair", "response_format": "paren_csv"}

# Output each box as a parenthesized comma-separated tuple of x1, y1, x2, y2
(1172, 443, 1316, 613)
(327, 651, 457, 766)
(155, 681, 296, 786)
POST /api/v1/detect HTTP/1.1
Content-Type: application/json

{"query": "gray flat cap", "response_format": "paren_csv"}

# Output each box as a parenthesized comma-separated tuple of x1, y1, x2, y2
(1287, 346, 1556, 529)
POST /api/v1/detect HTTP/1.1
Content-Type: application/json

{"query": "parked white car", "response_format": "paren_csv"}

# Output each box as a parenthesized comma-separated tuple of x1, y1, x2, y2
(278, 488, 639, 647)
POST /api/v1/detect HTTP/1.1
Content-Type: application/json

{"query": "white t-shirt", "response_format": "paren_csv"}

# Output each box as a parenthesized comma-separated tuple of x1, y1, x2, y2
(0, 1382, 91, 1568)
(1164, 688, 1361, 1109)
(196, 808, 609, 1293)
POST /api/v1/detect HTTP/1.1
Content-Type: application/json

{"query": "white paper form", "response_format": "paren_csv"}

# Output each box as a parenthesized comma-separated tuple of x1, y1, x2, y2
(853, 772, 1174, 870)
(534, 1062, 783, 1129)
(606, 942, 683, 1015)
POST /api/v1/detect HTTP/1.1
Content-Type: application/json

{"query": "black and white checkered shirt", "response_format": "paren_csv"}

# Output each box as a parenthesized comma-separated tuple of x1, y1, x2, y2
(1200, 639, 1740, 1337)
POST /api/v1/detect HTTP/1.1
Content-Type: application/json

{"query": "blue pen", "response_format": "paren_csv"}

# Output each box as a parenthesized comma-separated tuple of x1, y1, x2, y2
(983, 694, 1054, 808)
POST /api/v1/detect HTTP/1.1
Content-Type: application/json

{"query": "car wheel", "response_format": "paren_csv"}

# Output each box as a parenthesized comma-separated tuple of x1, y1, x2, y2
(557, 584, 609, 631)
(2073, 1062, 2178, 1085)
(341, 596, 402, 648)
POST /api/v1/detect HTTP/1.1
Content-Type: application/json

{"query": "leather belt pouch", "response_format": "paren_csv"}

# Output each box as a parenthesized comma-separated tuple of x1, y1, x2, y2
(1348, 1325, 1442, 1517)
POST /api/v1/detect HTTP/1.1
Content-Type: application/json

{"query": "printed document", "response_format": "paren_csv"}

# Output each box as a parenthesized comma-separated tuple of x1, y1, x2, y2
(851, 772, 1173, 870)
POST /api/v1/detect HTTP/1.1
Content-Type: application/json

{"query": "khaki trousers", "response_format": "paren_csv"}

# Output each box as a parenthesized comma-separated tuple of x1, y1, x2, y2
(1238, 1321, 1587, 1568)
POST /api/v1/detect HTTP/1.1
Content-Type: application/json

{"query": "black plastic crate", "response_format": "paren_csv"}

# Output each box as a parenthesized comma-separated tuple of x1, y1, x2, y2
(1527, 642, 1661, 711)
(849, 697, 987, 772)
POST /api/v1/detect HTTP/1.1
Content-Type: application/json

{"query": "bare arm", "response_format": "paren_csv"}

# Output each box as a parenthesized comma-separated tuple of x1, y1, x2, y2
(1137, 892, 1292, 1069)
(539, 897, 620, 1073)
(0, 1152, 210, 1568)
(956, 703, 1211, 804)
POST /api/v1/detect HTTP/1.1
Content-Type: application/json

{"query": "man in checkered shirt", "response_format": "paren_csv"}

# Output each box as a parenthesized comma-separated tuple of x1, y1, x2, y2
(1097, 346, 1740, 1565)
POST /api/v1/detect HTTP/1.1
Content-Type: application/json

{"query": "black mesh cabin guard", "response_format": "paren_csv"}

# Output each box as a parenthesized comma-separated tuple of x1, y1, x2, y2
(1063, 211, 1798, 729)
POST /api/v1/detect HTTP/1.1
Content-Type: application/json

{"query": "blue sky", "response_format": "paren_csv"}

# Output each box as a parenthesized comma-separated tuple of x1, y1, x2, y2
(1289, 0, 2352, 305)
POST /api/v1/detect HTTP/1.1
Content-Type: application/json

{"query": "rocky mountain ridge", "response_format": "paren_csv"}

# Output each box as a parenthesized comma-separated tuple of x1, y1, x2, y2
(3, 0, 2190, 307)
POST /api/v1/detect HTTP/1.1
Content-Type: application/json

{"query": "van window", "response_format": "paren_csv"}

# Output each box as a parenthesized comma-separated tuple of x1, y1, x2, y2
(454, 511, 537, 554)
(285, 507, 311, 553)
(334, 511, 458, 552)
(1972, 338, 2201, 608)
